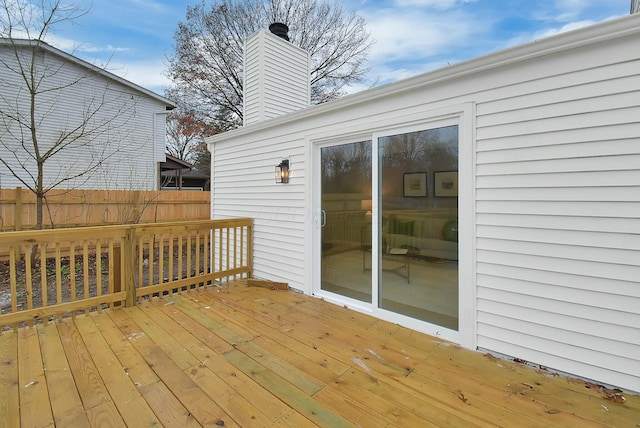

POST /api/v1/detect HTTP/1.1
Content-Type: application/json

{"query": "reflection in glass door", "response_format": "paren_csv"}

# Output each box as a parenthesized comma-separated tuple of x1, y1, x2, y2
(320, 141, 372, 303)
(378, 125, 459, 330)
(318, 127, 459, 332)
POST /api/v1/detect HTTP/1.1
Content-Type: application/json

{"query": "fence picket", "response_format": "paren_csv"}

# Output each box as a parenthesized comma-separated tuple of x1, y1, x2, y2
(0, 188, 210, 231)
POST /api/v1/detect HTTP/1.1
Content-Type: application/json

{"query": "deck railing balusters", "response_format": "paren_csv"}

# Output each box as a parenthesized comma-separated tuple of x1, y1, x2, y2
(0, 219, 253, 329)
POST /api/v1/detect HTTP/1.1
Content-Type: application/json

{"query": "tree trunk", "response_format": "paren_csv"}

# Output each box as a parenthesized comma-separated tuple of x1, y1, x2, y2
(36, 161, 44, 230)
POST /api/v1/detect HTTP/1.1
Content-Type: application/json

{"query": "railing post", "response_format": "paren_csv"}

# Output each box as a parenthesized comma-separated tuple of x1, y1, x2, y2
(248, 220, 254, 278)
(15, 187, 22, 231)
(123, 227, 137, 307)
(113, 244, 122, 307)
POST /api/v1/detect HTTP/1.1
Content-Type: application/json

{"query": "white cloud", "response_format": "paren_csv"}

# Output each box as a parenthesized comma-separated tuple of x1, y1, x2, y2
(393, 0, 477, 10)
(127, 0, 169, 11)
(354, 4, 492, 89)
(531, 0, 622, 23)
(533, 19, 596, 38)
(362, 8, 481, 64)
(504, 12, 624, 50)
(78, 44, 130, 53)
(108, 60, 171, 94)
(44, 33, 130, 55)
(394, 0, 459, 9)
(500, 19, 595, 51)
(553, 0, 591, 21)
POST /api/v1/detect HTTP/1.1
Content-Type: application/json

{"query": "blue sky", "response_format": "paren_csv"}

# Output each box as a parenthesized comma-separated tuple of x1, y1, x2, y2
(44, 0, 631, 96)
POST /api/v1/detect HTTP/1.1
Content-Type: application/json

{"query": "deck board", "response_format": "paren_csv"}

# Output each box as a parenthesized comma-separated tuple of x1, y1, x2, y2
(38, 322, 91, 427)
(107, 308, 235, 427)
(56, 318, 114, 413)
(147, 300, 294, 424)
(0, 331, 19, 428)
(4, 280, 640, 427)
(18, 325, 54, 428)
(140, 299, 279, 426)
(73, 313, 163, 427)
(96, 306, 200, 428)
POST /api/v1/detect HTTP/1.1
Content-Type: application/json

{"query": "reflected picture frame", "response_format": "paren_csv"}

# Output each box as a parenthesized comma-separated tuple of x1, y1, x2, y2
(434, 171, 458, 197)
(403, 172, 428, 197)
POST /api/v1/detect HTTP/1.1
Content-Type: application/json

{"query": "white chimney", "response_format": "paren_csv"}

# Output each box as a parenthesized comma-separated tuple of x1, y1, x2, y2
(243, 23, 310, 126)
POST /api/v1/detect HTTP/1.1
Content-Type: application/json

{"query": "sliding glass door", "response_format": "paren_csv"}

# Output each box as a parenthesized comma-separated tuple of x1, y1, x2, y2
(320, 141, 372, 303)
(378, 125, 459, 330)
(317, 123, 459, 331)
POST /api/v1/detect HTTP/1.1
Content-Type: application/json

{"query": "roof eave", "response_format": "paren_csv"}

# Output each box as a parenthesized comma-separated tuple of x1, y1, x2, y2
(207, 12, 640, 145)
(0, 38, 176, 110)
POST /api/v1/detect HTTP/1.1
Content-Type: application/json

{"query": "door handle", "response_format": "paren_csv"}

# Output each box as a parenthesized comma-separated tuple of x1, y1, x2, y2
(321, 210, 326, 227)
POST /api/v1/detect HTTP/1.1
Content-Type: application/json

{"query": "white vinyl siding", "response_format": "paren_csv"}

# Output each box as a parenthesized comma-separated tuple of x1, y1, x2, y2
(0, 43, 171, 191)
(243, 35, 262, 126)
(243, 30, 309, 126)
(211, 134, 307, 288)
(475, 50, 640, 391)
(210, 14, 640, 392)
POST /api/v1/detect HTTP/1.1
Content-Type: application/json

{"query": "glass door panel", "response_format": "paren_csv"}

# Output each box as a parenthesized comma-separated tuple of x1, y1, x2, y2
(378, 125, 459, 330)
(320, 141, 372, 303)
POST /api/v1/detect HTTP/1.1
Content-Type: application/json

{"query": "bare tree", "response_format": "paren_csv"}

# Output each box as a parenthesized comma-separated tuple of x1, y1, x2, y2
(165, 88, 221, 163)
(190, 140, 211, 178)
(0, 0, 138, 229)
(166, 0, 373, 130)
(166, 111, 202, 162)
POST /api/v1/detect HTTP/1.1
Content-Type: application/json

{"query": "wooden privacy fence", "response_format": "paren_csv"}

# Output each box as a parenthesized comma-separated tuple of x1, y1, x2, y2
(0, 219, 253, 330)
(0, 187, 211, 231)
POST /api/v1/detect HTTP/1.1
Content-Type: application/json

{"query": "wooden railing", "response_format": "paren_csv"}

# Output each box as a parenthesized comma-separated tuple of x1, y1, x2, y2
(0, 219, 252, 330)
(323, 210, 368, 251)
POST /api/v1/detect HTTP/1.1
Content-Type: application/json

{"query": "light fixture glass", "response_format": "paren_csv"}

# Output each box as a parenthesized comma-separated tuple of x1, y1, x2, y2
(275, 159, 289, 183)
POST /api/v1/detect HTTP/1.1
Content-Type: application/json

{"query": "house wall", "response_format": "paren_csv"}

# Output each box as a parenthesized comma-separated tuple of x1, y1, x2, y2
(208, 14, 640, 392)
(473, 49, 640, 394)
(0, 45, 169, 191)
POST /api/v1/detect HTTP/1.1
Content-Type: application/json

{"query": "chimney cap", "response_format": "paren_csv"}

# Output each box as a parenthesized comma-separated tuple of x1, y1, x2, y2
(269, 22, 289, 41)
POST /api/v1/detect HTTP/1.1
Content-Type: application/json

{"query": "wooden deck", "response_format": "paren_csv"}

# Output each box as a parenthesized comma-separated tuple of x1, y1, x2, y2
(1, 281, 639, 427)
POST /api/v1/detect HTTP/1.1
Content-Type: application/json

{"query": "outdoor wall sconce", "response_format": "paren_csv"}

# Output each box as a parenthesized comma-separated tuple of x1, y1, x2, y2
(276, 159, 290, 183)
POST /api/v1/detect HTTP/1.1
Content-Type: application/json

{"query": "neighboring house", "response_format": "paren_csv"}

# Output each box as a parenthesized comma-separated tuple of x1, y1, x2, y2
(206, 15, 640, 393)
(160, 154, 209, 190)
(0, 39, 175, 191)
